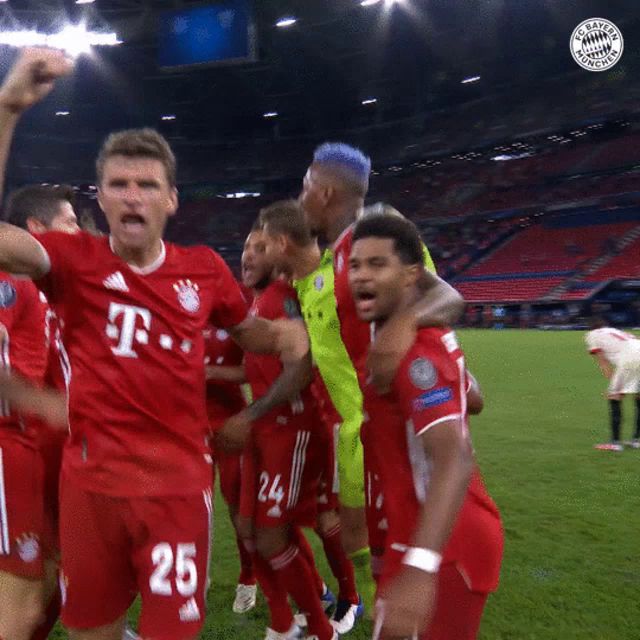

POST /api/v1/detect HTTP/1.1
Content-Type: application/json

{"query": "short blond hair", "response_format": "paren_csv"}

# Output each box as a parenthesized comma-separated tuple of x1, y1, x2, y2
(96, 128, 177, 186)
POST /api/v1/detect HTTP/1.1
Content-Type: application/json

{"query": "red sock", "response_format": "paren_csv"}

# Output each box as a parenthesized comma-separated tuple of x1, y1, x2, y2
(320, 523, 359, 604)
(242, 538, 293, 633)
(237, 534, 256, 585)
(30, 587, 61, 640)
(269, 545, 334, 640)
(293, 526, 324, 597)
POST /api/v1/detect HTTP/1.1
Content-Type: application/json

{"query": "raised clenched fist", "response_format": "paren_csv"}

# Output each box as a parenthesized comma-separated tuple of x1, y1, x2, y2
(0, 47, 74, 114)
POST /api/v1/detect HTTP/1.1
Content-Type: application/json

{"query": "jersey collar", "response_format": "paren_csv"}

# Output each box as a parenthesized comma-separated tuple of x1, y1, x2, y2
(109, 236, 167, 275)
(333, 222, 355, 251)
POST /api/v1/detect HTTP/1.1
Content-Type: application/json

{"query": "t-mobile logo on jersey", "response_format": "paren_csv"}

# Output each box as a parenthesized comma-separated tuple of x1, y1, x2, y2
(106, 302, 152, 358)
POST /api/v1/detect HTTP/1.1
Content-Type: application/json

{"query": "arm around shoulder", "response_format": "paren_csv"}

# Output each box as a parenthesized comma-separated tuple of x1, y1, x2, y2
(0, 223, 50, 279)
(414, 270, 465, 328)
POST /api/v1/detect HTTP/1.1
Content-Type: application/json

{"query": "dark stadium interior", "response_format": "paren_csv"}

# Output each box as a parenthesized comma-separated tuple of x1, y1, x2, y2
(2, 0, 639, 325)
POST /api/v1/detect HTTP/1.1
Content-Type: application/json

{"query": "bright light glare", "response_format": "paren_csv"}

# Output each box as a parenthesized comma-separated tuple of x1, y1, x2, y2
(461, 75, 481, 84)
(48, 25, 92, 57)
(362, 98, 378, 105)
(263, 111, 278, 118)
(360, 0, 381, 6)
(276, 17, 297, 28)
(161, 115, 177, 121)
(55, 111, 70, 116)
(76, 0, 95, 4)
(0, 26, 122, 57)
(225, 192, 261, 199)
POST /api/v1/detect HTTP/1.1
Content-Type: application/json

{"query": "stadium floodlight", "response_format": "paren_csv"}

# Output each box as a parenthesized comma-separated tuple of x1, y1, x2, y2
(461, 75, 481, 84)
(225, 192, 261, 199)
(76, 0, 96, 4)
(360, 0, 382, 6)
(275, 17, 297, 28)
(263, 111, 279, 118)
(361, 98, 378, 105)
(0, 25, 122, 56)
(55, 111, 70, 116)
(161, 115, 177, 121)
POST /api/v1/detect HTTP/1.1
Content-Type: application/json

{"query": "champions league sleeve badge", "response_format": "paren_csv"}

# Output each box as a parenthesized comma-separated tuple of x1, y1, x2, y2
(0, 280, 16, 308)
(570, 18, 623, 72)
(409, 357, 438, 390)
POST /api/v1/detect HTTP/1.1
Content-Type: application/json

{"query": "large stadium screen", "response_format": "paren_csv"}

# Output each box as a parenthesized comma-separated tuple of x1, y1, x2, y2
(158, 0, 256, 70)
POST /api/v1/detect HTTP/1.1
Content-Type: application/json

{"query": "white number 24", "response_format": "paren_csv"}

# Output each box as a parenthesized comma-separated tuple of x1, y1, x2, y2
(257, 472, 284, 504)
(149, 542, 198, 597)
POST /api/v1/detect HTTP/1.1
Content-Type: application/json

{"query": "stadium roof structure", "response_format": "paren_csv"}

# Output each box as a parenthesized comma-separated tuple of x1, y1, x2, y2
(0, 0, 638, 185)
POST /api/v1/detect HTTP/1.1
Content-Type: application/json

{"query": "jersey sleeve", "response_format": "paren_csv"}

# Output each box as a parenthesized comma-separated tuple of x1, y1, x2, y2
(207, 250, 249, 329)
(33, 231, 84, 305)
(11, 280, 47, 383)
(585, 331, 602, 354)
(277, 284, 302, 320)
(393, 338, 465, 437)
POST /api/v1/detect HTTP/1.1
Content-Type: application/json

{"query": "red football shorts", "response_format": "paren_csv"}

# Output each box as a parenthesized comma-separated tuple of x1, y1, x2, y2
(374, 564, 489, 640)
(216, 448, 242, 507)
(363, 444, 387, 565)
(0, 437, 57, 579)
(316, 419, 340, 514)
(59, 475, 213, 640)
(37, 423, 66, 550)
(240, 420, 324, 528)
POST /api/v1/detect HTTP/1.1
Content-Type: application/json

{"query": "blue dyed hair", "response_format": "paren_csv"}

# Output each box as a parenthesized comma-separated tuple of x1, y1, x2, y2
(312, 142, 371, 196)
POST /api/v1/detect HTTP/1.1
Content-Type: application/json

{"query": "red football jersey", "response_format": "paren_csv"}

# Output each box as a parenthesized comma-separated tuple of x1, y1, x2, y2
(244, 279, 314, 426)
(310, 371, 342, 431)
(42, 302, 70, 393)
(204, 325, 245, 430)
(34, 231, 248, 497)
(362, 327, 502, 592)
(333, 225, 371, 384)
(0, 273, 48, 444)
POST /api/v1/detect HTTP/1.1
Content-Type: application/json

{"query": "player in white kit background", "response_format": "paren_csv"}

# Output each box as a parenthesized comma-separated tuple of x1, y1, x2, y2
(585, 317, 640, 452)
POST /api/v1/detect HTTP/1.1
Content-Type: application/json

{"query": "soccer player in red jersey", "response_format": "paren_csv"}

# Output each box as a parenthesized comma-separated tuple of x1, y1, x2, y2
(0, 49, 311, 640)
(348, 213, 503, 640)
(0, 184, 79, 640)
(219, 225, 337, 640)
(0, 271, 50, 640)
(259, 201, 364, 632)
(298, 143, 464, 609)
(203, 323, 257, 613)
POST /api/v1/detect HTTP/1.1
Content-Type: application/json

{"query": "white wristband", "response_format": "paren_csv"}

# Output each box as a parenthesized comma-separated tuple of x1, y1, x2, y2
(402, 547, 442, 574)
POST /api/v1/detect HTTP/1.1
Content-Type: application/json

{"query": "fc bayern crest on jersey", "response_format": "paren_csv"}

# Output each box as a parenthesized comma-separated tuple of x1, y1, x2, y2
(173, 280, 200, 313)
(216, 329, 229, 341)
(16, 533, 40, 563)
(0, 280, 16, 308)
(409, 357, 437, 390)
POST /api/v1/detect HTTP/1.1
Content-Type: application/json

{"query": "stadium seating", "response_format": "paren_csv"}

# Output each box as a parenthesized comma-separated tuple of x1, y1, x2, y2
(455, 277, 566, 302)
(584, 236, 640, 281)
(463, 222, 637, 277)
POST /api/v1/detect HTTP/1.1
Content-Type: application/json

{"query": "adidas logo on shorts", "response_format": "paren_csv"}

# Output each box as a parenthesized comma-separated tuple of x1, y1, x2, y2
(267, 504, 283, 518)
(179, 597, 201, 622)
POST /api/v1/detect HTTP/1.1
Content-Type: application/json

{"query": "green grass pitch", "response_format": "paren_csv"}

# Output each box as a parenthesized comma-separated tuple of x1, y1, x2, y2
(50, 329, 640, 639)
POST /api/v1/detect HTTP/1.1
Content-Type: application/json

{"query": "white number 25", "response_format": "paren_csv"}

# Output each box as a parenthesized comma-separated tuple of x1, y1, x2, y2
(149, 542, 198, 597)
